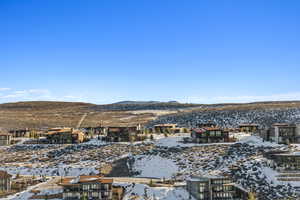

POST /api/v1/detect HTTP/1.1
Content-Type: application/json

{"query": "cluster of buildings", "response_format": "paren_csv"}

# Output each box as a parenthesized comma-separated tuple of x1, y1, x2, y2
(153, 123, 187, 134)
(264, 150, 300, 172)
(186, 175, 250, 200)
(261, 123, 300, 145)
(45, 128, 86, 144)
(0, 122, 195, 146)
(60, 175, 124, 200)
(1, 170, 252, 200)
(0, 170, 124, 200)
(104, 125, 145, 142)
(2, 121, 300, 146)
(189, 122, 300, 145)
(238, 123, 300, 145)
(191, 127, 230, 143)
(238, 124, 259, 133)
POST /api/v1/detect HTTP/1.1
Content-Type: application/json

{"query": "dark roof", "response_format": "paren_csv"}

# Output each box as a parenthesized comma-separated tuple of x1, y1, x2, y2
(273, 123, 296, 127)
(0, 133, 11, 136)
(239, 124, 259, 127)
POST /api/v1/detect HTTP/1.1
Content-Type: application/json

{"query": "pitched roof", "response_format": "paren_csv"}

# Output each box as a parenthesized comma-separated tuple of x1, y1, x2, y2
(192, 127, 224, 134)
(154, 124, 177, 127)
(273, 123, 296, 127)
(239, 124, 259, 127)
(60, 175, 113, 186)
(0, 133, 11, 136)
(205, 127, 222, 131)
(47, 128, 84, 136)
(192, 128, 206, 133)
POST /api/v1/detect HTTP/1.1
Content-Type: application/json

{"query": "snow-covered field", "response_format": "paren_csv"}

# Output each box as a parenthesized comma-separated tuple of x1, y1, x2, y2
(0, 139, 151, 177)
(133, 155, 178, 179)
(2, 133, 300, 199)
(130, 134, 300, 199)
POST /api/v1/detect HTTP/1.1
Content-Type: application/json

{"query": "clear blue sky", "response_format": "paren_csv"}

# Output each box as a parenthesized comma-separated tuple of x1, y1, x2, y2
(0, 0, 300, 104)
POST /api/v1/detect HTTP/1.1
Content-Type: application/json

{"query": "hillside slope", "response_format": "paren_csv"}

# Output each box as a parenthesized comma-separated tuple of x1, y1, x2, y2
(147, 101, 300, 128)
(2, 101, 300, 129)
(0, 101, 184, 129)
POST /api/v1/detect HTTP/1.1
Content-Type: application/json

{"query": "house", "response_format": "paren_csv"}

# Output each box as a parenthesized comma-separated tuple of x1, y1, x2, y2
(45, 128, 85, 144)
(154, 124, 178, 133)
(9, 129, 30, 138)
(0, 133, 12, 146)
(264, 123, 300, 144)
(266, 151, 300, 171)
(0, 171, 12, 192)
(186, 176, 249, 200)
(239, 124, 259, 133)
(82, 127, 107, 136)
(191, 127, 229, 143)
(60, 175, 113, 200)
(105, 125, 144, 142)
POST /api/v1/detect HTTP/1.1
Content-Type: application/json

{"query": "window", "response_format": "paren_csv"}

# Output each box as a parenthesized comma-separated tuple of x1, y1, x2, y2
(92, 192, 99, 197)
(199, 193, 204, 199)
(91, 184, 98, 189)
(82, 184, 90, 190)
(199, 186, 205, 192)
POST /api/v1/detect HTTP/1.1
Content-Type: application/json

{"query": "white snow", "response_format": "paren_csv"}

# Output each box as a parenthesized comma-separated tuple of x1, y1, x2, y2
(122, 183, 195, 200)
(155, 134, 232, 148)
(239, 135, 282, 147)
(133, 155, 179, 179)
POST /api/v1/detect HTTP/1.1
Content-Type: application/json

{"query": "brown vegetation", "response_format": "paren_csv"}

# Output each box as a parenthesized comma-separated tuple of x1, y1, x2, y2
(1, 101, 300, 129)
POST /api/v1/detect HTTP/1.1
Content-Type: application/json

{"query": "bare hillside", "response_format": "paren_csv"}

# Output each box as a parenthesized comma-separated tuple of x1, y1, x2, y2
(2, 101, 300, 129)
(0, 101, 182, 129)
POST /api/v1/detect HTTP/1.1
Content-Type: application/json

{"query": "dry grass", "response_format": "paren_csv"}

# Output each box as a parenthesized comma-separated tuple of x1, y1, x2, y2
(1, 101, 300, 129)
(0, 101, 170, 129)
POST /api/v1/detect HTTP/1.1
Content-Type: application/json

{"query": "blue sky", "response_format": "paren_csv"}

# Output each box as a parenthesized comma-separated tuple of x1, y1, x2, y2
(0, 0, 300, 104)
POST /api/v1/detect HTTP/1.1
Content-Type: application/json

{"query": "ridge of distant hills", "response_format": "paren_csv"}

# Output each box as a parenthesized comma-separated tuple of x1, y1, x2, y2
(112, 100, 180, 105)
(1, 100, 300, 129)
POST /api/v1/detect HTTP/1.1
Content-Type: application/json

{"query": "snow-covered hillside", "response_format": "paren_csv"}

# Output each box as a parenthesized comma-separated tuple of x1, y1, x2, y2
(148, 107, 300, 128)
(130, 135, 299, 200)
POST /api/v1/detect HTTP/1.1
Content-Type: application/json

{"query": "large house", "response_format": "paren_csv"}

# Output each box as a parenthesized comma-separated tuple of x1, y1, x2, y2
(239, 124, 259, 133)
(0, 133, 12, 146)
(60, 175, 114, 200)
(8, 129, 30, 138)
(45, 128, 85, 144)
(83, 127, 106, 136)
(0, 171, 12, 192)
(154, 124, 181, 133)
(191, 127, 229, 143)
(263, 123, 300, 144)
(105, 125, 144, 142)
(265, 151, 300, 171)
(186, 176, 249, 200)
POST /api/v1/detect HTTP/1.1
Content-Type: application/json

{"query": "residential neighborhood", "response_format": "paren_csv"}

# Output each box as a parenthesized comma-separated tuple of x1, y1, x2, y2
(1, 0, 300, 199)
(1, 116, 300, 199)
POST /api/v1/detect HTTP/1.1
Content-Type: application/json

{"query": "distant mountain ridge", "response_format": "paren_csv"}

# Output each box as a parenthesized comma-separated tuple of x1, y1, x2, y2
(113, 100, 180, 105)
